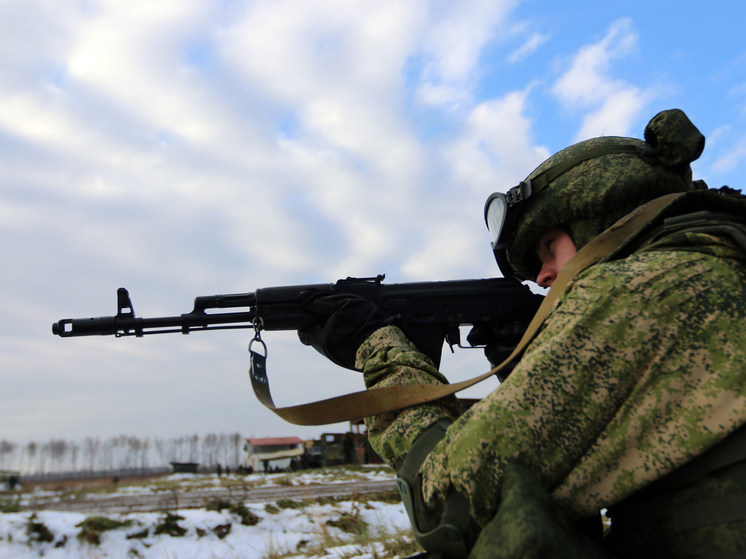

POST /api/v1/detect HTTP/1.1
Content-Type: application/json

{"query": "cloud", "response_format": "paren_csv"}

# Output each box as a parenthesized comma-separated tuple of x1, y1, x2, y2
(552, 18, 638, 106)
(710, 135, 746, 174)
(573, 88, 650, 140)
(414, 0, 516, 110)
(443, 88, 551, 194)
(401, 88, 551, 280)
(65, 2, 228, 144)
(551, 18, 652, 140)
(507, 32, 550, 64)
(0, 0, 525, 292)
(215, 0, 445, 277)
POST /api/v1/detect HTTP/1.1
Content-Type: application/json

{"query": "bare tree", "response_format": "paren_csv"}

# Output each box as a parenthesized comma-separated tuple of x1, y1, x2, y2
(0, 440, 17, 470)
(218, 433, 228, 466)
(126, 436, 141, 469)
(84, 437, 100, 472)
(25, 442, 37, 474)
(70, 443, 80, 472)
(140, 437, 150, 470)
(189, 434, 199, 463)
(48, 439, 67, 473)
(231, 433, 243, 468)
(154, 437, 166, 467)
(1, 432, 254, 474)
(203, 433, 217, 467)
(38, 441, 50, 474)
(101, 438, 116, 471)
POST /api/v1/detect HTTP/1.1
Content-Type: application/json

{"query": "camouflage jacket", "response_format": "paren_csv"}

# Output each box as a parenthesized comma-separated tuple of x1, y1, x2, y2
(356, 229, 746, 525)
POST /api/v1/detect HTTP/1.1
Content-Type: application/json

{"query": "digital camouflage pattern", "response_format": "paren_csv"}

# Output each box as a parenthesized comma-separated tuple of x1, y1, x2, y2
(359, 328, 463, 468)
(469, 462, 614, 558)
(357, 229, 746, 529)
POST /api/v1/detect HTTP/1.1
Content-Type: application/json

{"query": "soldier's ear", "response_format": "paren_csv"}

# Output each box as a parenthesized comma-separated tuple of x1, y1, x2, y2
(644, 109, 705, 170)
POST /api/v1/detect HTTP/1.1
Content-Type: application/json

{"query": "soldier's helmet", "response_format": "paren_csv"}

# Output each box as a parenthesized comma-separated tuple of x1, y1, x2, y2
(484, 109, 706, 281)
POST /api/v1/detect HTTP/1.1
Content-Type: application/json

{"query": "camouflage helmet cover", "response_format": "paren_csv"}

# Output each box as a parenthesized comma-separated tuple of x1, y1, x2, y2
(505, 109, 706, 281)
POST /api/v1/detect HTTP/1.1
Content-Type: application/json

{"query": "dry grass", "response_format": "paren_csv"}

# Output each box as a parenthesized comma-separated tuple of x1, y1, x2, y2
(259, 490, 422, 559)
(265, 517, 422, 559)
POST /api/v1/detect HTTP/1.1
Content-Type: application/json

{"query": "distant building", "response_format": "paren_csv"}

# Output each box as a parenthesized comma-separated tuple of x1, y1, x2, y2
(244, 437, 304, 472)
(169, 462, 199, 474)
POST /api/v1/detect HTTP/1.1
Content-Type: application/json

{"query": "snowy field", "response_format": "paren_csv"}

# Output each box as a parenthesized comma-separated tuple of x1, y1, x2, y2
(0, 466, 421, 559)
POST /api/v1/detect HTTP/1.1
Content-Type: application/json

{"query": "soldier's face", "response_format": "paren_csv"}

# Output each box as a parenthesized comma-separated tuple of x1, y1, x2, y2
(535, 228, 577, 289)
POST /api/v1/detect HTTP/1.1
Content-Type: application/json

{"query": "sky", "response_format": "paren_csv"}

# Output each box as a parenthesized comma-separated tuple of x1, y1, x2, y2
(2, 0, 746, 446)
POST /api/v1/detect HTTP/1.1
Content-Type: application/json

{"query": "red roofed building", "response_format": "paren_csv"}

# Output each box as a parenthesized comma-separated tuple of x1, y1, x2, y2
(243, 437, 304, 472)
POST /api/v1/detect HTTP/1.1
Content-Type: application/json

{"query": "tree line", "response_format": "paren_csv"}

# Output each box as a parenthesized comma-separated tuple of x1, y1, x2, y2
(0, 433, 245, 475)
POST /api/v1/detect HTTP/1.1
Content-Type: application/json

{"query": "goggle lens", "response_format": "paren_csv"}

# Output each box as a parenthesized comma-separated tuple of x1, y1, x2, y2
(485, 193, 508, 248)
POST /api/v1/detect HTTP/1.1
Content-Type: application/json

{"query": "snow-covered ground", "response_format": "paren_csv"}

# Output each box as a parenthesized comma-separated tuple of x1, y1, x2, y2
(13, 466, 399, 509)
(0, 466, 418, 559)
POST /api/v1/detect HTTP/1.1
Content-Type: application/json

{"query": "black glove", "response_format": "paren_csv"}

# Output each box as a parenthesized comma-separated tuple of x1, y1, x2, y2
(298, 291, 389, 371)
(467, 321, 529, 382)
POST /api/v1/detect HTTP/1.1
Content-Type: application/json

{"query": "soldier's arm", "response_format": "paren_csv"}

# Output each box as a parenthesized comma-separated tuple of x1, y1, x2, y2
(356, 325, 463, 467)
(359, 249, 746, 535)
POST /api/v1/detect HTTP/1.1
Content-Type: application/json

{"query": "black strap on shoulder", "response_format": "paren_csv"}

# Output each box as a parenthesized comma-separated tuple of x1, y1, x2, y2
(604, 189, 746, 263)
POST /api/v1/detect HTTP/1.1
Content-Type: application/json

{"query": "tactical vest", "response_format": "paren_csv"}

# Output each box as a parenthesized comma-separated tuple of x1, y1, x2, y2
(599, 187, 746, 558)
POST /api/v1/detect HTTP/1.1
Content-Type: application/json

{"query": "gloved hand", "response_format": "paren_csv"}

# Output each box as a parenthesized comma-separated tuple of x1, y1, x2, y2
(298, 290, 390, 371)
(467, 320, 530, 381)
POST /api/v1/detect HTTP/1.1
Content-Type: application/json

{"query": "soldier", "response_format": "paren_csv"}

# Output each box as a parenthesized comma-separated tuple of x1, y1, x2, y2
(299, 109, 746, 558)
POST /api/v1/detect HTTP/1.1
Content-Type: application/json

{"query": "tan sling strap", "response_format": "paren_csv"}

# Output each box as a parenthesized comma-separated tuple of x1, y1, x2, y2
(249, 193, 687, 426)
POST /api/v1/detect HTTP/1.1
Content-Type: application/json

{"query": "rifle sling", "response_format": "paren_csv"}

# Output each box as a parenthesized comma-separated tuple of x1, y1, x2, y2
(250, 193, 686, 426)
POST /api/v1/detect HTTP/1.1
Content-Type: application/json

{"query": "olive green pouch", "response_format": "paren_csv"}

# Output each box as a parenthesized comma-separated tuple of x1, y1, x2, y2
(469, 463, 611, 559)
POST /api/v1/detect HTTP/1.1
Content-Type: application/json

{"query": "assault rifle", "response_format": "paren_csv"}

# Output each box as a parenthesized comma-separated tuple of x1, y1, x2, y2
(52, 275, 541, 369)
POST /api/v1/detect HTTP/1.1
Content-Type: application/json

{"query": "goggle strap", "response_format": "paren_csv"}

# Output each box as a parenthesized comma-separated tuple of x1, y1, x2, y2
(504, 180, 533, 207)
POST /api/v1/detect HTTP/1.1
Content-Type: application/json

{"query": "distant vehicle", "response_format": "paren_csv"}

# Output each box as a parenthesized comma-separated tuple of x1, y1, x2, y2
(243, 437, 305, 472)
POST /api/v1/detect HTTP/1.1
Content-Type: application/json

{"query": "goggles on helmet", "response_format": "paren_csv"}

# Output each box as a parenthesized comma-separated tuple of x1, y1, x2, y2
(484, 180, 533, 251)
(484, 143, 653, 280)
(483, 180, 540, 280)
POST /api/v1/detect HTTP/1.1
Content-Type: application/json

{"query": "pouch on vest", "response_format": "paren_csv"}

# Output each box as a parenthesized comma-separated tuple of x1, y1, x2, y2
(469, 463, 612, 559)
